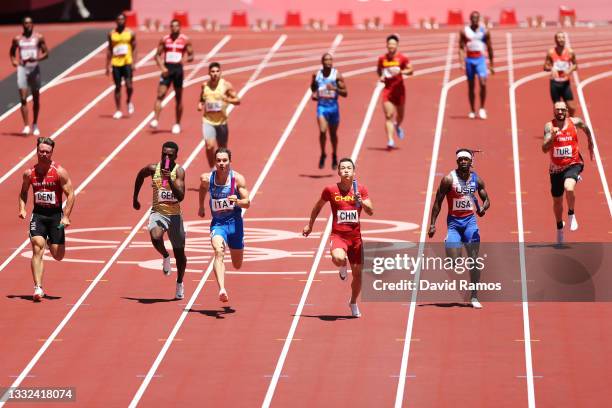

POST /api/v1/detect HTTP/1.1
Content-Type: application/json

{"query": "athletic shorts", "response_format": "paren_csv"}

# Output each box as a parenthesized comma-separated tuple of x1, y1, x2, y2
(550, 163, 583, 197)
(203, 122, 229, 146)
(29, 211, 65, 245)
(17, 65, 41, 90)
(465, 56, 488, 81)
(148, 212, 186, 248)
(159, 63, 184, 89)
(317, 104, 340, 126)
(382, 85, 405, 107)
(211, 216, 244, 250)
(330, 233, 363, 265)
(112, 65, 133, 86)
(550, 80, 574, 102)
(445, 214, 480, 248)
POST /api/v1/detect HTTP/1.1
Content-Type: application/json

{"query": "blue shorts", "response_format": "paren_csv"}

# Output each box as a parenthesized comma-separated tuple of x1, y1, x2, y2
(210, 216, 244, 250)
(465, 56, 488, 81)
(445, 214, 480, 248)
(317, 104, 340, 126)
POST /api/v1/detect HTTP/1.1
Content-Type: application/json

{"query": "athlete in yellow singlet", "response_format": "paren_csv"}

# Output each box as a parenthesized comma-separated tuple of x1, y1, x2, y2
(133, 141, 187, 299)
(106, 13, 137, 119)
(197, 62, 240, 169)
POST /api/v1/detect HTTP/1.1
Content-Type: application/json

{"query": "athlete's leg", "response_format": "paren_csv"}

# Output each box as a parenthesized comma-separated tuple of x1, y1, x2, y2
(113, 68, 122, 111)
(478, 75, 487, 108)
(564, 177, 577, 212)
(174, 87, 183, 125)
(31, 88, 40, 125)
(204, 123, 218, 169)
(211, 235, 227, 290)
(318, 115, 329, 155)
(553, 196, 564, 224)
(30, 236, 46, 287)
(125, 67, 134, 105)
(229, 248, 243, 269)
(19, 88, 29, 126)
(467, 78, 476, 113)
(153, 84, 168, 121)
(48, 244, 65, 261)
(329, 122, 339, 156)
(395, 101, 405, 127)
(565, 99, 576, 117)
(382, 101, 397, 144)
(172, 247, 186, 283)
(349, 262, 362, 304)
(149, 226, 170, 258)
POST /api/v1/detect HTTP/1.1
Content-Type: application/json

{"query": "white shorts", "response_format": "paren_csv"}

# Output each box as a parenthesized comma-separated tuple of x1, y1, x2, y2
(17, 65, 41, 90)
(203, 122, 229, 146)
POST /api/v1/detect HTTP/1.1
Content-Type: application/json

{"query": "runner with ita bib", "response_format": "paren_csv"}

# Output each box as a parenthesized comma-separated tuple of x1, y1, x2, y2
(198, 148, 250, 303)
(150, 19, 194, 135)
(310, 53, 347, 169)
(542, 101, 594, 244)
(106, 13, 137, 119)
(459, 11, 494, 120)
(543, 32, 578, 116)
(377, 34, 413, 149)
(18, 137, 75, 302)
(303, 158, 374, 318)
(428, 149, 490, 308)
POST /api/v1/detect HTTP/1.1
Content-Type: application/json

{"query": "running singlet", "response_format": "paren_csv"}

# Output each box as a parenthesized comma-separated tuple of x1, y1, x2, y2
(315, 68, 339, 107)
(378, 53, 409, 89)
(209, 170, 242, 222)
(29, 161, 63, 214)
(549, 119, 582, 173)
(110, 29, 134, 66)
(163, 34, 189, 65)
(321, 183, 368, 235)
(464, 25, 486, 58)
(151, 162, 181, 216)
(446, 170, 478, 218)
(550, 47, 572, 82)
(201, 79, 228, 126)
(18, 34, 40, 67)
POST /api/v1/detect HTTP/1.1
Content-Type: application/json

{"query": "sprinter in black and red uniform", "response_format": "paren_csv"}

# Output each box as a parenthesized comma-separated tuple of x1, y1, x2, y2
(18, 137, 75, 301)
(303, 158, 374, 317)
(542, 101, 594, 244)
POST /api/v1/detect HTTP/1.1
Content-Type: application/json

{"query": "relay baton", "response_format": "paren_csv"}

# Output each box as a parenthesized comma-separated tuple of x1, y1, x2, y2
(353, 179, 360, 208)
(162, 157, 170, 188)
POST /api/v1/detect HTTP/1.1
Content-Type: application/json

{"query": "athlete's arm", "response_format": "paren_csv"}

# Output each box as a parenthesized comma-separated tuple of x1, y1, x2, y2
(164, 166, 185, 202)
(485, 31, 494, 72)
(198, 172, 210, 217)
(58, 166, 75, 226)
(130, 31, 137, 70)
(231, 173, 250, 209)
(35, 34, 48, 62)
(569, 49, 577, 74)
(310, 73, 319, 97)
(376, 57, 385, 82)
(401, 57, 414, 77)
(223, 81, 241, 105)
(185, 39, 194, 63)
(10, 37, 19, 67)
(336, 73, 348, 97)
(302, 198, 326, 237)
(476, 176, 490, 216)
(105, 32, 113, 75)
(543, 50, 553, 71)
(542, 122, 555, 153)
(361, 198, 374, 216)
(457, 31, 466, 69)
(133, 164, 155, 210)
(572, 117, 595, 160)
(428, 175, 452, 238)
(154, 39, 166, 73)
(197, 83, 205, 111)
(18, 169, 31, 219)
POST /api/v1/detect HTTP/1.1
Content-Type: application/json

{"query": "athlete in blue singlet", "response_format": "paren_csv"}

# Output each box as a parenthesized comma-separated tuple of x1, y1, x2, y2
(198, 147, 250, 302)
(310, 53, 347, 170)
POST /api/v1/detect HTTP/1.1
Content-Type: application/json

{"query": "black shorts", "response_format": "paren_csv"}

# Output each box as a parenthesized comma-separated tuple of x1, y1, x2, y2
(29, 211, 65, 244)
(112, 65, 133, 86)
(550, 163, 583, 197)
(550, 80, 574, 102)
(159, 64, 183, 89)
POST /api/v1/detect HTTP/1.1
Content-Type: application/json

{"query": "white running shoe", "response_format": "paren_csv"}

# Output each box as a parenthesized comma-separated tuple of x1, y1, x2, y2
(171, 124, 181, 134)
(339, 265, 348, 281)
(32, 124, 40, 136)
(22, 125, 31, 135)
(127, 103, 135, 115)
(113, 111, 123, 120)
(395, 124, 405, 140)
(219, 288, 229, 303)
(349, 302, 361, 318)
(471, 297, 483, 309)
(162, 255, 171, 276)
(468, 111, 476, 119)
(478, 108, 487, 119)
(149, 119, 159, 129)
(33, 286, 44, 302)
(556, 222, 565, 245)
(569, 214, 578, 231)
(175, 282, 184, 299)
(387, 139, 396, 150)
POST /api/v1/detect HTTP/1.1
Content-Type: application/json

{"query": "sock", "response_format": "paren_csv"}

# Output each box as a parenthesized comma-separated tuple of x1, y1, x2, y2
(557, 221, 564, 230)
(568, 209, 574, 215)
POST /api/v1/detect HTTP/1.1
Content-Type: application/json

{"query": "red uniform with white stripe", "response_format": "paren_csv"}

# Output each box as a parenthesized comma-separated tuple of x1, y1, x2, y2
(162, 34, 189, 65)
(550, 47, 572, 82)
(321, 183, 369, 265)
(549, 118, 582, 173)
(29, 162, 63, 214)
(445, 170, 477, 218)
(378, 52, 409, 106)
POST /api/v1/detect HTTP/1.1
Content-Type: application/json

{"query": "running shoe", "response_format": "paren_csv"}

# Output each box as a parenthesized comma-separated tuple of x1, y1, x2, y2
(339, 264, 348, 280)
(162, 255, 171, 276)
(149, 119, 159, 129)
(478, 108, 487, 119)
(468, 112, 476, 119)
(127, 103, 135, 115)
(32, 124, 40, 136)
(171, 124, 181, 134)
(470, 297, 483, 309)
(219, 288, 229, 303)
(556, 222, 565, 245)
(395, 124, 405, 140)
(113, 111, 123, 120)
(349, 302, 361, 318)
(22, 125, 31, 135)
(175, 282, 184, 300)
(318, 153, 326, 169)
(33, 286, 44, 302)
(331, 154, 338, 170)
(387, 139, 396, 150)
(569, 213, 578, 231)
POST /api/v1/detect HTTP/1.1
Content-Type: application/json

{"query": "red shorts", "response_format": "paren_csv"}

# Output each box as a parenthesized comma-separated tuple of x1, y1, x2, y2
(382, 85, 405, 107)
(329, 233, 363, 265)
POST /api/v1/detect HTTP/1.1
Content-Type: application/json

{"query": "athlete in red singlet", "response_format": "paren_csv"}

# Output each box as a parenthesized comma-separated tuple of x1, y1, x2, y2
(377, 34, 413, 149)
(543, 32, 578, 116)
(150, 19, 194, 135)
(542, 101, 594, 244)
(303, 158, 374, 317)
(18, 138, 75, 301)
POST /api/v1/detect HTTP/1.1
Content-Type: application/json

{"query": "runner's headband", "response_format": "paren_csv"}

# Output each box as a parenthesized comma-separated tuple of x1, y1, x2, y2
(456, 150, 472, 160)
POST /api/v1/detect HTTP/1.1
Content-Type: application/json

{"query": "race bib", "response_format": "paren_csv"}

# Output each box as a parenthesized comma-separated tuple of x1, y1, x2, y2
(453, 197, 473, 211)
(318, 87, 336, 99)
(212, 197, 234, 212)
(205, 101, 223, 112)
(34, 191, 56, 205)
(158, 189, 177, 203)
(383, 66, 401, 78)
(20, 49, 37, 61)
(165, 51, 182, 64)
(113, 44, 129, 56)
(553, 61, 570, 72)
(553, 145, 573, 158)
(467, 41, 484, 52)
(337, 210, 358, 223)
